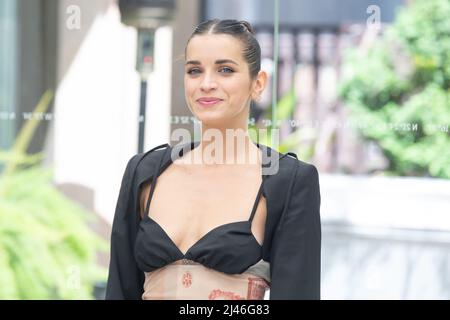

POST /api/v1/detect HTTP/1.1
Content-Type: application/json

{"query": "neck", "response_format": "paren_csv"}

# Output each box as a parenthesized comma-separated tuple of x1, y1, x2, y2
(192, 125, 261, 168)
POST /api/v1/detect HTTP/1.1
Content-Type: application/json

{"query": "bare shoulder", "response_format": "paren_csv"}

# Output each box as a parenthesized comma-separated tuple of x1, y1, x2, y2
(138, 151, 190, 220)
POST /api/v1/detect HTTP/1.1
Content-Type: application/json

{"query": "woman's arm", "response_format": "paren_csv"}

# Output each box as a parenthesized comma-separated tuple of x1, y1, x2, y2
(105, 154, 145, 300)
(269, 162, 321, 299)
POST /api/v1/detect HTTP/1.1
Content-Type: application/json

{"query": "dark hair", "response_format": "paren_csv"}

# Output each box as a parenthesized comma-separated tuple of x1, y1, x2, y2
(185, 19, 261, 79)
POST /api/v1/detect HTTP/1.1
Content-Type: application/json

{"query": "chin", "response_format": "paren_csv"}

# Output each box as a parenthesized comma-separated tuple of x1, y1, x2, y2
(197, 114, 229, 127)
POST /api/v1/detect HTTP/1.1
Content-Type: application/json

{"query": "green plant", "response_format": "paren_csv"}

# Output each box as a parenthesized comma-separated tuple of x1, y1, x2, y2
(0, 91, 108, 299)
(249, 86, 318, 160)
(339, 0, 450, 178)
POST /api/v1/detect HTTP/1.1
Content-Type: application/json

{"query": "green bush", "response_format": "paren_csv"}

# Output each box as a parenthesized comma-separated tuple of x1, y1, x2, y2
(339, 0, 450, 178)
(0, 165, 108, 299)
(0, 91, 108, 299)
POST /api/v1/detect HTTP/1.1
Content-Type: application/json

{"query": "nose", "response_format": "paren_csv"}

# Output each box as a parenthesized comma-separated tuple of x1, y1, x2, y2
(200, 71, 218, 91)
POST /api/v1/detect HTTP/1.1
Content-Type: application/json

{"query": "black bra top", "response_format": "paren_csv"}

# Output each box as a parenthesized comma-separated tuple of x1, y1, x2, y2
(134, 145, 267, 274)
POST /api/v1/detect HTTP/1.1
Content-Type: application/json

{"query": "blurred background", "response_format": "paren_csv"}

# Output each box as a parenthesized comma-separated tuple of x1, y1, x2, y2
(0, 0, 449, 299)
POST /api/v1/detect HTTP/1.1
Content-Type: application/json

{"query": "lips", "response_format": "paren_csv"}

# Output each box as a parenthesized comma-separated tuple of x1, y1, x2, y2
(196, 97, 223, 106)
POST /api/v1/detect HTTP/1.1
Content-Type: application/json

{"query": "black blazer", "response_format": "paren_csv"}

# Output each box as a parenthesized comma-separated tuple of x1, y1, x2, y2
(105, 141, 321, 300)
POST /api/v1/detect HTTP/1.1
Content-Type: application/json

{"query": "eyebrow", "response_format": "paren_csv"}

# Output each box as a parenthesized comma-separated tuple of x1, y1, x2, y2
(185, 59, 239, 66)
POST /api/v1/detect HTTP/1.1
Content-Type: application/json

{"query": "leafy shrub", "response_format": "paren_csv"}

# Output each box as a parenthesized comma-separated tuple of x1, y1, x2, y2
(339, 0, 450, 178)
(0, 91, 108, 299)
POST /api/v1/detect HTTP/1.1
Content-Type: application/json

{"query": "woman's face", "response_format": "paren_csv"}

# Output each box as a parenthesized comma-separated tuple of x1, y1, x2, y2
(184, 34, 258, 127)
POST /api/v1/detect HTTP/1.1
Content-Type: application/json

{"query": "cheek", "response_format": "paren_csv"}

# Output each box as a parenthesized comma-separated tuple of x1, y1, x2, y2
(184, 78, 196, 97)
(226, 82, 249, 102)
(224, 75, 251, 95)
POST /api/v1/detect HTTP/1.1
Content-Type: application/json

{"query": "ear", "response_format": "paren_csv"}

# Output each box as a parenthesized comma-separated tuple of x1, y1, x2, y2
(251, 70, 268, 101)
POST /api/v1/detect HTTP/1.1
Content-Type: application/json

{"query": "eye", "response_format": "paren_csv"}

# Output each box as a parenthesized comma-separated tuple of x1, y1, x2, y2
(186, 68, 201, 75)
(219, 67, 234, 73)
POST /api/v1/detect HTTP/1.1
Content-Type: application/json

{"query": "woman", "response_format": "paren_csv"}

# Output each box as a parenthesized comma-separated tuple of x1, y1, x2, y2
(106, 19, 321, 300)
